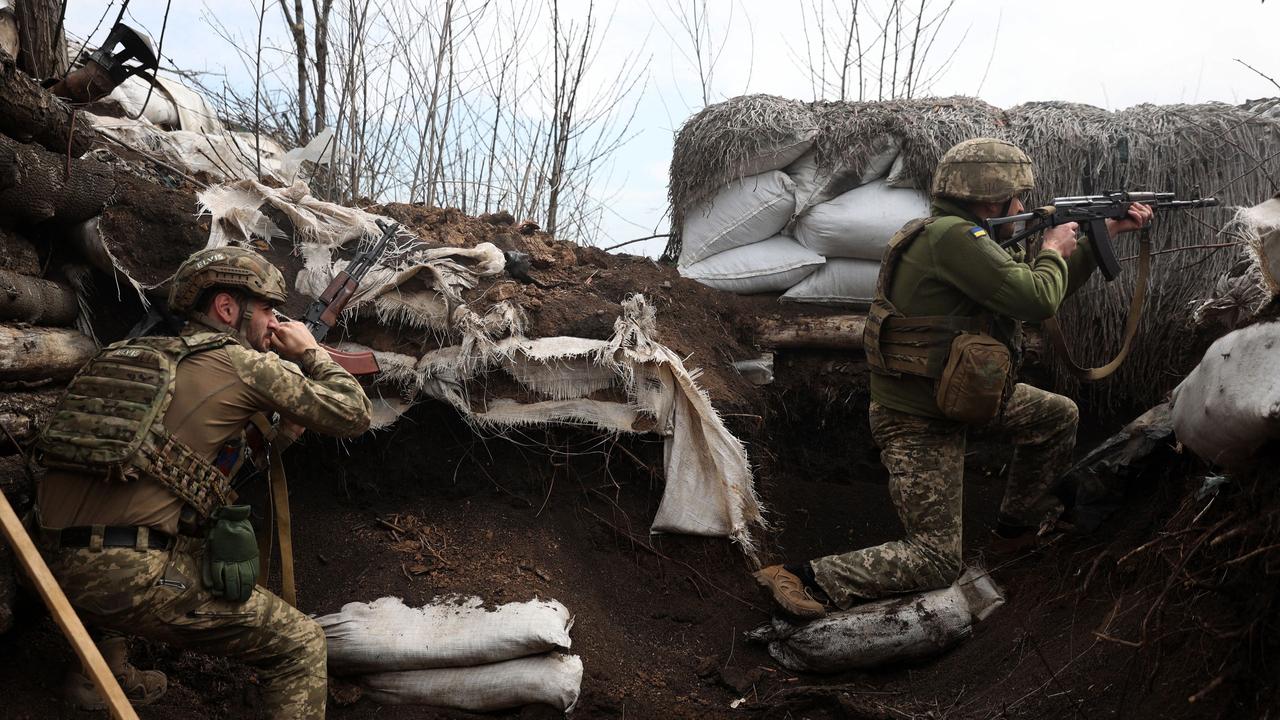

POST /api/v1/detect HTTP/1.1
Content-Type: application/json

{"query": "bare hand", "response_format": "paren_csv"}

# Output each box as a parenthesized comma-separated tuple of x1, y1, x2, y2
(269, 320, 320, 362)
(1042, 221, 1080, 259)
(1106, 202, 1154, 236)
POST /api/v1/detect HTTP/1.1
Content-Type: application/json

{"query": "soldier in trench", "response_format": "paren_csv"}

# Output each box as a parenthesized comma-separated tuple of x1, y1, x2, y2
(31, 247, 371, 716)
(753, 138, 1154, 618)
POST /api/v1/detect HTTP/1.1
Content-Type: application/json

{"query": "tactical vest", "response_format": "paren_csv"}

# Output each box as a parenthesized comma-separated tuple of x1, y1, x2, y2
(36, 332, 239, 521)
(863, 217, 991, 379)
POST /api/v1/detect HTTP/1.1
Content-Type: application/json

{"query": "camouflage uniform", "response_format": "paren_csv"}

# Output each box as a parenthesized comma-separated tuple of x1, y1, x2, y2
(810, 384, 1077, 608)
(42, 537, 327, 715)
(810, 139, 1090, 609)
(37, 248, 371, 717)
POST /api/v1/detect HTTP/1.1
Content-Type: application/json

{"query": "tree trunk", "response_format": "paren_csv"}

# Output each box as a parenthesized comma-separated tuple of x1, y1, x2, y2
(0, 132, 115, 225)
(0, 325, 95, 382)
(12, 0, 66, 80)
(0, 269, 77, 326)
(0, 50, 97, 157)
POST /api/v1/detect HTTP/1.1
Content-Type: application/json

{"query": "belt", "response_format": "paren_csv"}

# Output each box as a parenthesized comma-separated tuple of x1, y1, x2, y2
(57, 525, 175, 550)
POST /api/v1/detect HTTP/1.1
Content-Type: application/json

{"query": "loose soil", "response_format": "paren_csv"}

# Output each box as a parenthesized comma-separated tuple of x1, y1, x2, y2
(0, 188, 1266, 718)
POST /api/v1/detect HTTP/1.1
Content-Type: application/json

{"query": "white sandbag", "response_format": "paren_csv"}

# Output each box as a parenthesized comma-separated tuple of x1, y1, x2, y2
(747, 568, 1004, 673)
(786, 136, 899, 215)
(885, 153, 918, 188)
(1170, 321, 1280, 467)
(360, 653, 583, 712)
(679, 171, 796, 265)
(1240, 193, 1280, 296)
(107, 75, 224, 133)
(316, 596, 573, 674)
(680, 235, 824, 294)
(793, 180, 930, 260)
(780, 258, 880, 307)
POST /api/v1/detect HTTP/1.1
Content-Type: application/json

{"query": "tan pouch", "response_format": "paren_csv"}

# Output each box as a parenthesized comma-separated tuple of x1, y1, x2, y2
(935, 333, 1011, 424)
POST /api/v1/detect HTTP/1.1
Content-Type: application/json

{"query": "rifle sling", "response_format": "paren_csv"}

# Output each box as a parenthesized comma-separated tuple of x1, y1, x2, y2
(1043, 229, 1150, 381)
(250, 414, 297, 608)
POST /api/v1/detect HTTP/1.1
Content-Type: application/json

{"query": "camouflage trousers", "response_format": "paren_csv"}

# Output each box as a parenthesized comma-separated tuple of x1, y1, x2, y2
(812, 383, 1078, 609)
(41, 533, 326, 718)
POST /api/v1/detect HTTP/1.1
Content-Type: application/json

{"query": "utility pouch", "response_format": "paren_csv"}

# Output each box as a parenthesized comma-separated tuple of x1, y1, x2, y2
(935, 333, 1011, 425)
(202, 505, 259, 603)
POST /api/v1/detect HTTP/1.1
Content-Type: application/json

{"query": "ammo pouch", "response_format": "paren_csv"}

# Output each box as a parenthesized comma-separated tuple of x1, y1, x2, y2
(863, 215, 1011, 424)
(934, 333, 1011, 424)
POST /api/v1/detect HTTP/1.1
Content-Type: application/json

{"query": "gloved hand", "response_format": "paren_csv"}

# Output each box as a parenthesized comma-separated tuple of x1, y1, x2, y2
(202, 505, 259, 603)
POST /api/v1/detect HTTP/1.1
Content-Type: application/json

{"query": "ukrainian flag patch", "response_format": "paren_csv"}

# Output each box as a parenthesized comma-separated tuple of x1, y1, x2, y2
(969, 226, 989, 239)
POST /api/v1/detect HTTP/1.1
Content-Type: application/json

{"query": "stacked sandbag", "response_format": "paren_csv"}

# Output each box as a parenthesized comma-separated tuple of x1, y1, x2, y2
(672, 97, 827, 295)
(669, 96, 997, 306)
(317, 595, 583, 713)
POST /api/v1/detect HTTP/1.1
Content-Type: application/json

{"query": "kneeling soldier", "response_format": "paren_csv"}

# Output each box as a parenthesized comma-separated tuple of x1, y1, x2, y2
(755, 139, 1152, 618)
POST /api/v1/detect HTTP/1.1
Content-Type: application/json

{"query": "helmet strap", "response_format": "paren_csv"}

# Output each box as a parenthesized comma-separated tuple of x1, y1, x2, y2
(198, 291, 256, 349)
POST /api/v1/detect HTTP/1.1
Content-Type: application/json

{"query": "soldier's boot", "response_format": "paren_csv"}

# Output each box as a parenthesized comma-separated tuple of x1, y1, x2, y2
(753, 565, 827, 619)
(63, 635, 167, 710)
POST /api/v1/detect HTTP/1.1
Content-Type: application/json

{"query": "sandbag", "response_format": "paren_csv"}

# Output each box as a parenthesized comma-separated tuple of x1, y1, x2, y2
(679, 171, 796, 266)
(793, 180, 930, 260)
(316, 596, 573, 674)
(1241, 193, 1280, 296)
(360, 653, 584, 712)
(786, 136, 898, 215)
(780, 258, 880, 307)
(747, 568, 1004, 673)
(1170, 321, 1280, 467)
(679, 235, 824, 294)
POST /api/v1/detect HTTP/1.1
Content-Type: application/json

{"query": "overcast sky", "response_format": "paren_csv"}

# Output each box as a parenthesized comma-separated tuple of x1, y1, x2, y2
(66, 0, 1280, 257)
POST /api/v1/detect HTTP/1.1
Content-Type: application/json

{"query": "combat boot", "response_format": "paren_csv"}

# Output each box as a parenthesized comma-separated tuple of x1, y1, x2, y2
(753, 565, 827, 619)
(63, 635, 167, 710)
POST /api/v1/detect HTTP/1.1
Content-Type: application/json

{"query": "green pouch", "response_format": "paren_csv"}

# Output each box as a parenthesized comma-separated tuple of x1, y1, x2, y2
(202, 505, 259, 603)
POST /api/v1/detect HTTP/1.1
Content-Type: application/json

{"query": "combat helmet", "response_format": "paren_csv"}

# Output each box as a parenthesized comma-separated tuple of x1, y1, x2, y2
(169, 246, 288, 315)
(930, 138, 1034, 204)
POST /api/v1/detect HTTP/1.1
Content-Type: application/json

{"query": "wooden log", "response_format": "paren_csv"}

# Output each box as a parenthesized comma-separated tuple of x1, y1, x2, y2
(0, 226, 40, 275)
(753, 314, 868, 351)
(0, 389, 60, 455)
(0, 325, 95, 382)
(752, 313, 1044, 359)
(0, 269, 77, 325)
(0, 50, 97, 157)
(0, 132, 115, 225)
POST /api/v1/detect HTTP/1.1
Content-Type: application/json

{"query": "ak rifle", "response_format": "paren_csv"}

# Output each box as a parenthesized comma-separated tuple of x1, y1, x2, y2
(300, 219, 399, 376)
(987, 191, 1219, 281)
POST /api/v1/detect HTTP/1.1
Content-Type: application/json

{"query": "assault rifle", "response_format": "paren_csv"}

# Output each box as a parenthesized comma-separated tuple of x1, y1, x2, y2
(987, 191, 1219, 281)
(295, 219, 399, 376)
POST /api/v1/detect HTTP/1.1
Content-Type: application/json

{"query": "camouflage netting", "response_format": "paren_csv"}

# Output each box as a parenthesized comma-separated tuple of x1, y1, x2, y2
(666, 94, 1280, 412)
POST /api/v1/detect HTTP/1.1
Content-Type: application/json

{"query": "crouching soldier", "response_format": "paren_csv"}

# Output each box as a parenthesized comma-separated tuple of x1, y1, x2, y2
(754, 138, 1153, 618)
(33, 247, 372, 717)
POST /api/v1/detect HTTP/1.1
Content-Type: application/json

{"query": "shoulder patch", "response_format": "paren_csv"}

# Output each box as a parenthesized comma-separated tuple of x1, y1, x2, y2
(968, 226, 989, 239)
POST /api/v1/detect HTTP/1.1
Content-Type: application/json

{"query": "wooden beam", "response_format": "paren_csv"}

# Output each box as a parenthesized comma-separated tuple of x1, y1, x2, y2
(753, 314, 868, 351)
(0, 325, 95, 381)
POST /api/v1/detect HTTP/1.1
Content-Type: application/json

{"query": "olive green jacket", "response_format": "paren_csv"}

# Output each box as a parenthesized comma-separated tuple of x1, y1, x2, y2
(868, 198, 1096, 419)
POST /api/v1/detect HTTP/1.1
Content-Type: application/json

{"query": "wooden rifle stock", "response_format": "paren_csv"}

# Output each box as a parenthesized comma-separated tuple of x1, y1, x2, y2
(320, 344, 380, 376)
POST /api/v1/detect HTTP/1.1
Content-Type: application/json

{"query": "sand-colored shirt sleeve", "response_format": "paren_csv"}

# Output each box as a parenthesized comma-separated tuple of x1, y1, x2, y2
(226, 345, 372, 438)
